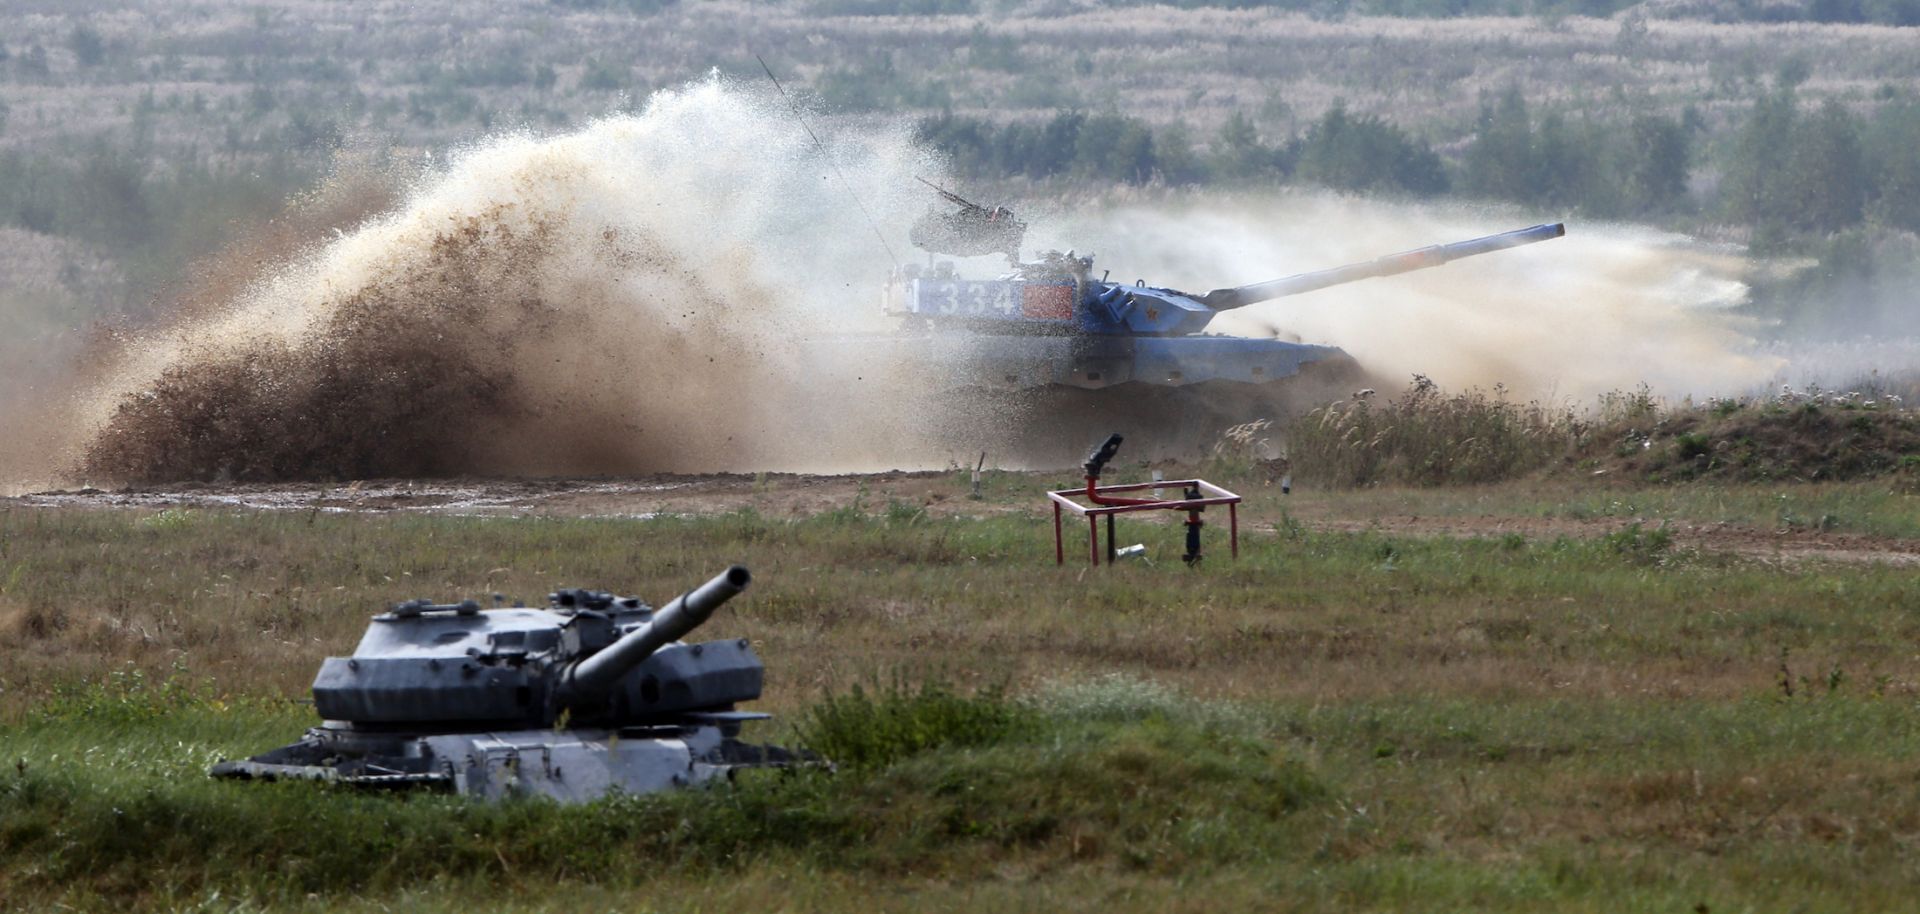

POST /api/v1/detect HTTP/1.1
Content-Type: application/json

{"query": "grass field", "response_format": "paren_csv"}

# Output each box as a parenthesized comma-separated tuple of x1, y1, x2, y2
(3, 470, 1918, 911)
(5, 2, 1920, 908)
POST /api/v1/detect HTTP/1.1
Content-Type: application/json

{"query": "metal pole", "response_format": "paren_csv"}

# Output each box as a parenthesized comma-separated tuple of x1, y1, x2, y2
(1230, 503, 1239, 559)
(1053, 502, 1064, 565)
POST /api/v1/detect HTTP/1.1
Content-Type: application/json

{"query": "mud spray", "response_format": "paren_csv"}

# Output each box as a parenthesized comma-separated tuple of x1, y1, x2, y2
(0, 78, 1799, 487)
(17, 79, 957, 488)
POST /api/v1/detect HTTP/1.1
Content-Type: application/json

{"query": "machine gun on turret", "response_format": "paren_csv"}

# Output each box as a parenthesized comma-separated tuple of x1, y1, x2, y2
(909, 177, 1028, 261)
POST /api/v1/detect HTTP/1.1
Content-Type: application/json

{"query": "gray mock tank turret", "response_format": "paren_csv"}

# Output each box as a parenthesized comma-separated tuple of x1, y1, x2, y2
(211, 565, 806, 802)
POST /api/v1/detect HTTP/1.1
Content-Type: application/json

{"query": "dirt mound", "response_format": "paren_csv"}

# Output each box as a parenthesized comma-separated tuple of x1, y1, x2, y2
(81, 210, 546, 481)
(62, 81, 958, 484)
(1593, 401, 1920, 485)
(1286, 377, 1920, 488)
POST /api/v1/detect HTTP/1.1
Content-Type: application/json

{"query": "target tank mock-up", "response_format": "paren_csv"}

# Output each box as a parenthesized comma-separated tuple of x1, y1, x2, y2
(211, 566, 804, 802)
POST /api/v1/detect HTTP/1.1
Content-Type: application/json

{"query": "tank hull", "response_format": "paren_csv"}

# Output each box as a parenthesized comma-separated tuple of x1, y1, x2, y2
(810, 329, 1360, 462)
(914, 332, 1348, 391)
(813, 327, 1352, 390)
(210, 715, 806, 802)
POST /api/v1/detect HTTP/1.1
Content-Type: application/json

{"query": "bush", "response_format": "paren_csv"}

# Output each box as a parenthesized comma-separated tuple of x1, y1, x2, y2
(795, 676, 1030, 769)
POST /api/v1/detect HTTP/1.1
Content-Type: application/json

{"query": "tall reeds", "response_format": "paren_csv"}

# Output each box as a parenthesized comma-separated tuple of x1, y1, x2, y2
(1286, 375, 1586, 487)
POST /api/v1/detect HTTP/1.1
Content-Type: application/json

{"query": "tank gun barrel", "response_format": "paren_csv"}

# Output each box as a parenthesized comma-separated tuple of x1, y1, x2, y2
(565, 565, 752, 697)
(1200, 222, 1565, 311)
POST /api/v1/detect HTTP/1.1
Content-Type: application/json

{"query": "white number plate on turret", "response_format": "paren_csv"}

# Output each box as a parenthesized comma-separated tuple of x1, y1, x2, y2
(897, 279, 1075, 321)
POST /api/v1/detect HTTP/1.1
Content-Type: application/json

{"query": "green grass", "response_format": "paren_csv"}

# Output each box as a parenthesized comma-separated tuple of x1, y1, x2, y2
(9, 674, 1920, 911)
(1271, 479, 1920, 539)
(3, 503, 1918, 709)
(0, 675, 1327, 907)
(3, 500, 1919, 910)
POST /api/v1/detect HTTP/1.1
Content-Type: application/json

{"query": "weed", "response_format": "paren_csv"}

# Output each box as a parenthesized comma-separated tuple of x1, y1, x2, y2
(1028, 672, 1185, 723)
(1674, 432, 1712, 461)
(1203, 419, 1278, 480)
(794, 675, 1029, 770)
(1288, 376, 1582, 488)
(138, 509, 195, 532)
(1600, 523, 1674, 565)
(1896, 455, 1920, 494)
(883, 497, 926, 525)
(33, 661, 228, 725)
(1599, 385, 1660, 422)
(821, 484, 871, 525)
(1294, 377, 1918, 487)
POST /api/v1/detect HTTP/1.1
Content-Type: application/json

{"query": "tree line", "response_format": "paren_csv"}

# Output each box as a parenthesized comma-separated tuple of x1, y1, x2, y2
(813, 0, 1920, 25)
(916, 85, 1920, 239)
(915, 105, 1449, 196)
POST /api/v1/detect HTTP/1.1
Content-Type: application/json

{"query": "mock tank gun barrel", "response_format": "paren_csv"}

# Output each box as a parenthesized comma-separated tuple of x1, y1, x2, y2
(564, 565, 752, 698)
(1198, 222, 1566, 311)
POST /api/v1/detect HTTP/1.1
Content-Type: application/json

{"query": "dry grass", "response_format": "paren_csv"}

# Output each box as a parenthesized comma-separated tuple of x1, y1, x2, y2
(3, 486, 1920, 910)
(2, 484, 1916, 720)
(1286, 375, 1587, 487)
(1284, 377, 1920, 488)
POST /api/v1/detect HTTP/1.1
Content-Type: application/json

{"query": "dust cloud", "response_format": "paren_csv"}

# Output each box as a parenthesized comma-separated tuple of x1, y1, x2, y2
(36, 78, 954, 486)
(1042, 194, 1781, 403)
(1, 81, 1809, 487)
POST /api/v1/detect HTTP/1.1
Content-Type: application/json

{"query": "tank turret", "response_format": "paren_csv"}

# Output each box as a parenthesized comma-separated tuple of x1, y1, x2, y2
(212, 566, 806, 802)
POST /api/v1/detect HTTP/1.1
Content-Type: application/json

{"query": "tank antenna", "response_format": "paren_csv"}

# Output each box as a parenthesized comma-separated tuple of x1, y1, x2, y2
(755, 53, 900, 268)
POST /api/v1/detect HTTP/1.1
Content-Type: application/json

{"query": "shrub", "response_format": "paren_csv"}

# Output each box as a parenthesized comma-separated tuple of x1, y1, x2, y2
(1601, 522, 1675, 565)
(795, 676, 1030, 770)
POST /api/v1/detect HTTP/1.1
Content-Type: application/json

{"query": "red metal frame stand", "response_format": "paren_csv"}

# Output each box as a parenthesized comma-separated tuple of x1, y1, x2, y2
(1048, 477, 1241, 566)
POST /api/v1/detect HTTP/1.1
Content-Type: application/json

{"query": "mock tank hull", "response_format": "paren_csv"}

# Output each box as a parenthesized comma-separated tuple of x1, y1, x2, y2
(211, 716, 805, 802)
(210, 567, 817, 803)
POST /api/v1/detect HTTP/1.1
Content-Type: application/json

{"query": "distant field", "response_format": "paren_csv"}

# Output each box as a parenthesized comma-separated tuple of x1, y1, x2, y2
(6, 0, 1920, 386)
(3, 470, 1918, 911)
(5, 0, 1916, 157)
